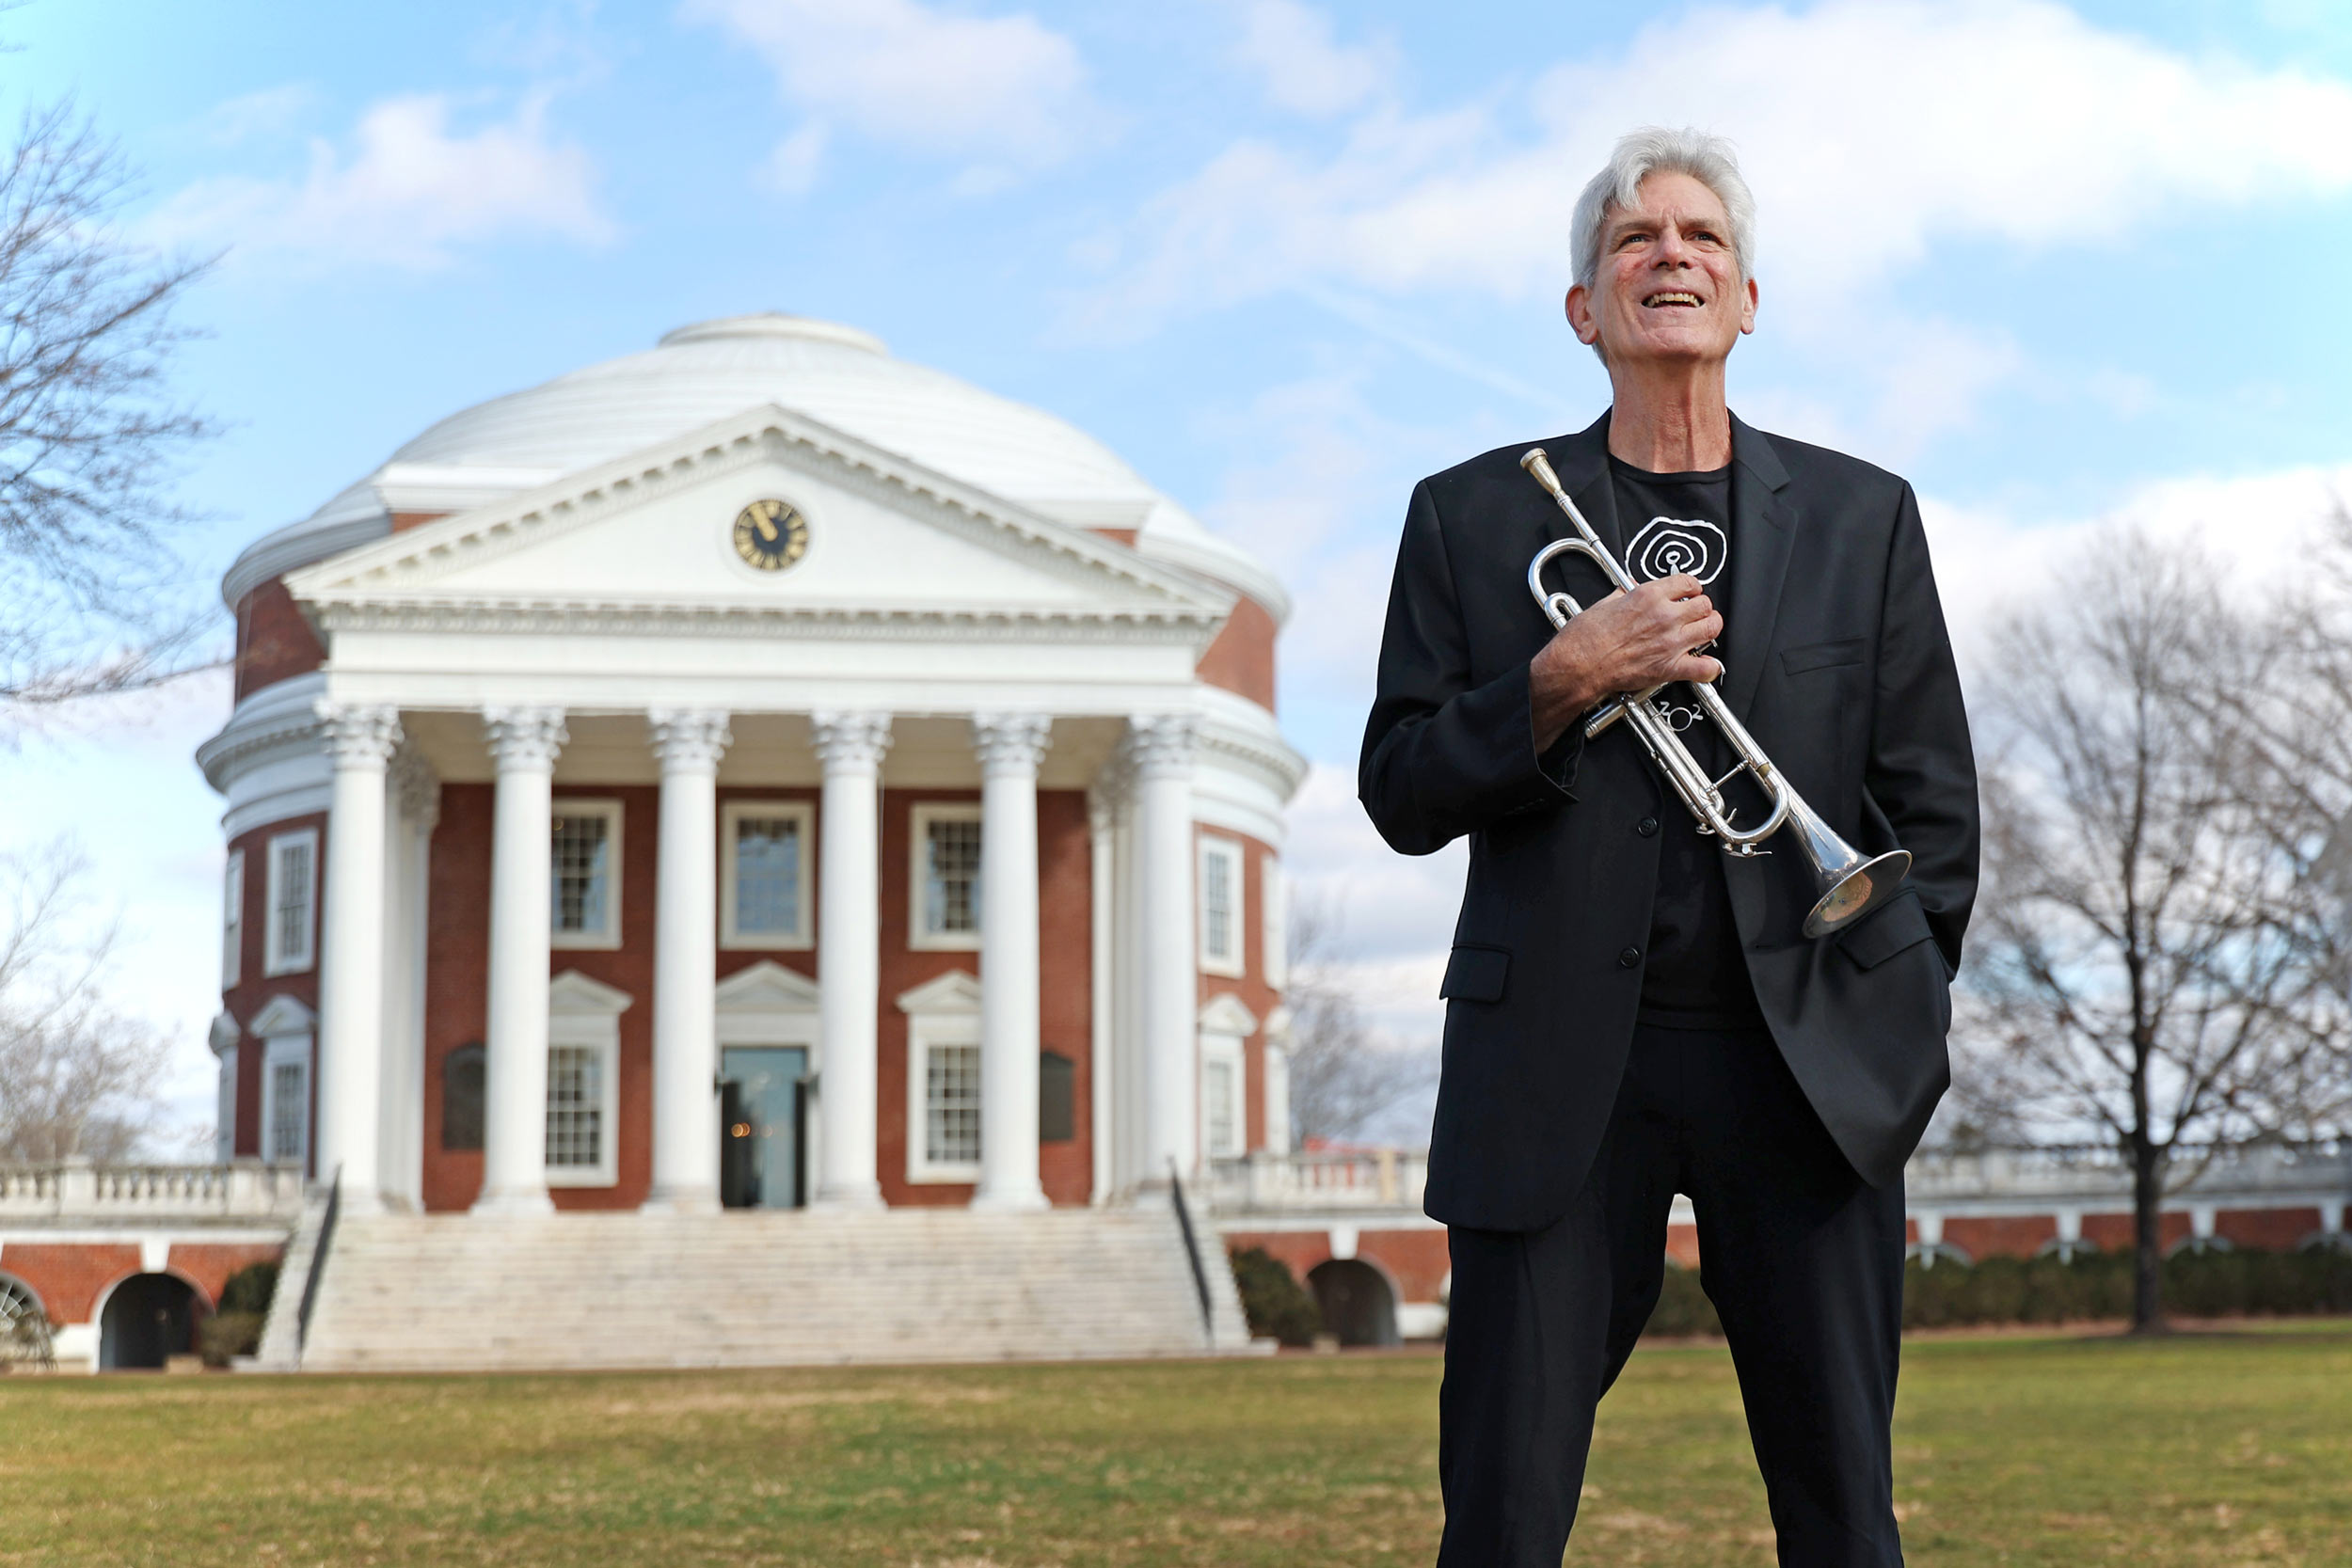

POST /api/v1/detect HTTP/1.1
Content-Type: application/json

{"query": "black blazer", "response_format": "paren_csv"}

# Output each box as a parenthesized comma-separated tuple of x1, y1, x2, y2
(1360, 412, 1979, 1232)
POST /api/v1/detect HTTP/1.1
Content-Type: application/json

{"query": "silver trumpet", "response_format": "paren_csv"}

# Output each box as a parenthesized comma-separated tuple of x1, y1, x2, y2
(1520, 446, 1911, 938)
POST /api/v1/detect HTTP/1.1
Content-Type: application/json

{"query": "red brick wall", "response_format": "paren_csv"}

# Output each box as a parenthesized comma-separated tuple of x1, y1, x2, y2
(419, 781, 1098, 1211)
(231, 579, 326, 703)
(221, 812, 327, 1166)
(1220, 1228, 1452, 1304)
(547, 784, 660, 1210)
(422, 784, 491, 1212)
(0, 1243, 141, 1324)
(875, 787, 1095, 1207)
(1941, 1214, 2058, 1259)
(1195, 595, 1278, 713)
(2216, 1207, 2324, 1250)
(166, 1243, 285, 1307)
(2081, 1210, 2193, 1253)
(1196, 828, 1284, 1154)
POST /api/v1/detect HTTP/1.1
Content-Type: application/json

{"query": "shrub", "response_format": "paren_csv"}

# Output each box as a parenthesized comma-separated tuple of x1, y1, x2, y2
(1229, 1247, 1323, 1347)
(1901, 1243, 2352, 1328)
(199, 1311, 265, 1368)
(218, 1261, 279, 1318)
(1641, 1264, 1724, 1338)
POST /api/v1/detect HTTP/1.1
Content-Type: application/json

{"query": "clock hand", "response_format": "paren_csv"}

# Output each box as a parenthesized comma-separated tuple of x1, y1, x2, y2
(756, 514, 778, 542)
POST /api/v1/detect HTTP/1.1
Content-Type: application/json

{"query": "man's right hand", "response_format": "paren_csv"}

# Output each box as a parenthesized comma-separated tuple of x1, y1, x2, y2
(1529, 574, 1723, 752)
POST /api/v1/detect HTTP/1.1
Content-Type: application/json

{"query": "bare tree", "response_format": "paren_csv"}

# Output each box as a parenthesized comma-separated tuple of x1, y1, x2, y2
(0, 842, 167, 1163)
(1282, 893, 1439, 1147)
(0, 101, 216, 719)
(1957, 525, 2350, 1331)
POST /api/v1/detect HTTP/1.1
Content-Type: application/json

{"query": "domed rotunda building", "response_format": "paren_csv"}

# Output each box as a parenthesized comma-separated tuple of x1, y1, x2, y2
(186, 316, 1301, 1366)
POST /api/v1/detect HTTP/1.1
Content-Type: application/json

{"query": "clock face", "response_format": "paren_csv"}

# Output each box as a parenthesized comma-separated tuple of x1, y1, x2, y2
(731, 499, 810, 572)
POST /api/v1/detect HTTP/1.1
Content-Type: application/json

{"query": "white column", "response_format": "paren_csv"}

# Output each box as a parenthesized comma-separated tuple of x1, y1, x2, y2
(382, 749, 438, 1211)
(474, 705, 566, 1216)
(971, 712, 1052, 1212)
(644, 708, 731, 1213)
(811, 711, 892, 1210)
(1129, 715, 1200, 1190)
(313, 701, 403, 1214)
(1087, 783, 1118, 1205)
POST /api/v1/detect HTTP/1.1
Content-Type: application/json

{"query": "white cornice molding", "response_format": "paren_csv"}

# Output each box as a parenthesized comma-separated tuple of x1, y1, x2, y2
(286, 404, 1236, 626)
(1199, 992, 1261, 1036)
(308, 599, 1223, 646)
(222, 513, 391, 610)
(195, 673, 328, 793)
(715, 959, 823, 1011)
(896, 970, 982, 1015)
(549, 969, 634, 1016)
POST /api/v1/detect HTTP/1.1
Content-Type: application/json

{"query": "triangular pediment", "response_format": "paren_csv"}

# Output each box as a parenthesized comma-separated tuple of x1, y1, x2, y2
(715, 959, 821, 1012)
(896, 970, 981, 1015)
(1199, 992, 1260, 1037)
(283, 404, 1232, 637)
(550, 970, 634, 1016)
(249, 995, 316, 1037)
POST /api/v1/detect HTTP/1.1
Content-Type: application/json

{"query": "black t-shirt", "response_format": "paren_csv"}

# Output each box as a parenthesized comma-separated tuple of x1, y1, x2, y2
(1608, 456, 1766, 1032)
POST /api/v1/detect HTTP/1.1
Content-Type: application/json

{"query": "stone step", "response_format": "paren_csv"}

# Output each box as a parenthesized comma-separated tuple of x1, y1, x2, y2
(294, 1202, 1259, 1372)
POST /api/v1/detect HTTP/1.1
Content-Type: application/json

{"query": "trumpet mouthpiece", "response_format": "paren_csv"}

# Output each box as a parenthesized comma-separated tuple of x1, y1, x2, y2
(1520, 447, 1563, 495)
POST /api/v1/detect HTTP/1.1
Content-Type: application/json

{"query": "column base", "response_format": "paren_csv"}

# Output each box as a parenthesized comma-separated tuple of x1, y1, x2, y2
(470, 1186, 556, 1217)
(809, 1180, 886, 1212)
(638, 1183, 722, 1215)
(969, 1186, 1052, 1213)
(333, 1183, 386, 1218)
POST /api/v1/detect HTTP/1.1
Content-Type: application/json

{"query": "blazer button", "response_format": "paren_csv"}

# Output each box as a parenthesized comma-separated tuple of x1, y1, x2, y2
(1617, 945, 1642, 968)
(1636, 816, 1660, 837)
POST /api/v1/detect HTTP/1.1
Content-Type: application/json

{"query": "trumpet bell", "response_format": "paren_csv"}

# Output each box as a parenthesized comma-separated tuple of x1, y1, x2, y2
(1803, 849, 1915, 939)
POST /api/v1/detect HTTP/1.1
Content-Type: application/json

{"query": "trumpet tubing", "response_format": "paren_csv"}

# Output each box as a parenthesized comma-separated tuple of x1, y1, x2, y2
(1518, 447, 1912, 939)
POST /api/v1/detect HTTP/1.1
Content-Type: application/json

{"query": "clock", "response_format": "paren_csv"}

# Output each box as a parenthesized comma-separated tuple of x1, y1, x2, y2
(731, 499, 809, 572)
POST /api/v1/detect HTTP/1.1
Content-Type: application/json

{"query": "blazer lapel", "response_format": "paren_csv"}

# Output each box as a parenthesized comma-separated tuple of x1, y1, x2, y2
(1719, 413, 1793, 723)
(1532, 411, 1623, 604)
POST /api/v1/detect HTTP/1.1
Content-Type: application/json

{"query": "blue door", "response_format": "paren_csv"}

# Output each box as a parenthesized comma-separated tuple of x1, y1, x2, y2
(720, 1046, 808, 1209)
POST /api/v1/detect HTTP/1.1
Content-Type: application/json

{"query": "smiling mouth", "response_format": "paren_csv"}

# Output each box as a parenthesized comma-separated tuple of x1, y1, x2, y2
(1642, 291, 1704, 309)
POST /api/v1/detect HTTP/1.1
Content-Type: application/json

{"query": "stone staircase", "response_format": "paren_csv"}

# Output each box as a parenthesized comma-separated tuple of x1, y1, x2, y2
(284, 1204, 1257, 1372)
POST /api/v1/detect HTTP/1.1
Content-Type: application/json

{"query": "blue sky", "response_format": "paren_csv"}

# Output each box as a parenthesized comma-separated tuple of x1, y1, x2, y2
(5, 0, 2350, 1140)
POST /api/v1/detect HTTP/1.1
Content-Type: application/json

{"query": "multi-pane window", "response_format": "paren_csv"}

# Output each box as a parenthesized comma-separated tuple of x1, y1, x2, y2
(925, 1042, 982, 1167)
(268, 1059, 307, 1164)
(722, 802, 814, 948)
(222, 850, 244, 989)
(549, 801, 622, 947)
(546, 1045, 604, 1169)
(911, 805, 984, 949)
(263, 831, 316, 976)
(1199, 836, 1245, 977)
(1204, 1055, 1240, 1158)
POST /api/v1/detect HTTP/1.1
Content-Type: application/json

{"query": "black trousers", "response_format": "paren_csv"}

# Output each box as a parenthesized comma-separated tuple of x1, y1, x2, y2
(1436, 1023, 1908, 1567)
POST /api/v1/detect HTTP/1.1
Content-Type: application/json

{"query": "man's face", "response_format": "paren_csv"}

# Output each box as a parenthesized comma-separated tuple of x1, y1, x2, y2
(1566, 171, 1757, 370)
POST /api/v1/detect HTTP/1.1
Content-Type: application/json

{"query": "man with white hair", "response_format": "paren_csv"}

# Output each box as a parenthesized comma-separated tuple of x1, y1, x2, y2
(1360, 128, 1979, 1565)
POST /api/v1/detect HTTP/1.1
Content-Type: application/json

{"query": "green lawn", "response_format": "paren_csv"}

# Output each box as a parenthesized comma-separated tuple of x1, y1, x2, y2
(4, 1325, 2349, 1566)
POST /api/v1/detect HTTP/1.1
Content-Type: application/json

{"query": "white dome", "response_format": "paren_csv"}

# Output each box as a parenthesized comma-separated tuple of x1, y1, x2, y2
(226, 314, 1285, 617)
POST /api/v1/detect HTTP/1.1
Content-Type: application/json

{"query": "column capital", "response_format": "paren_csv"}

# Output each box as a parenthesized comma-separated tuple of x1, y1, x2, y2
(483, 705, 568, 772)
(972, 711, 1052, 778)
(812, 710, 894, 772)
(647, 707, 733, 773)
(314, 701, 403, 768)
(1122, 713, 1197, 778)
(390, 744, 441, 830)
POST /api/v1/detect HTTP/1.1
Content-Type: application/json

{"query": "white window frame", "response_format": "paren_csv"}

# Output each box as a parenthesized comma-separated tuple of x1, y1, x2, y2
(1200, 1033, 1246, 1160)
(222, 849, 245, 990)
(898, 972, 983, 1183)
(262, 830, 318, 977)
(908, 802, 984, 952)
(545, 971, 629, 1188)
(549, 799, 625, 951)
(261, 1033, 310, 1167)
(1262, 854, 1287, 991)
(721, 800, 816, 950)
(1198, 835, 1247, 979)
(1198, 993, 1258, 1162)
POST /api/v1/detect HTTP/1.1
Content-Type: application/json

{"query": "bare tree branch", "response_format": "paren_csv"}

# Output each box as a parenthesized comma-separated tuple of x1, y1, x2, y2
(0, 100, 219, 720)
(1280, 893, 1438, 1147)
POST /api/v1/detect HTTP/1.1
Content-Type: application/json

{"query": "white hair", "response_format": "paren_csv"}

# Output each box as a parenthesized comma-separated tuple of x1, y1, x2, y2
(1570, 126, 1757, 294)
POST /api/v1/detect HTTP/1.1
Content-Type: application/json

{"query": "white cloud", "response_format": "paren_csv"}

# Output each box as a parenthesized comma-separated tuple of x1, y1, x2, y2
(193, 84, 322, 148)
(1230, 0, 1396, 119)
(683, 0, 1098, 181)
(763, 122, 831, 195)
(1088, 0, 2352, 327)
(147, 92, 612, 272)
